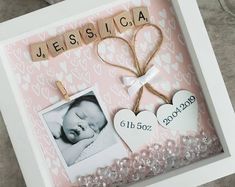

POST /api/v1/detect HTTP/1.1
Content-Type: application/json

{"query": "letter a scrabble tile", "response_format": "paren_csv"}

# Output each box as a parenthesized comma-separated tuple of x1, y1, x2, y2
(30, 42, 49, 62)
(132, 7, 150, 26)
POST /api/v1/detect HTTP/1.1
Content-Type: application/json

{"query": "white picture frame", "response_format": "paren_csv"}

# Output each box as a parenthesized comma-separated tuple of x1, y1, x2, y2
(0, 0, 234, 187)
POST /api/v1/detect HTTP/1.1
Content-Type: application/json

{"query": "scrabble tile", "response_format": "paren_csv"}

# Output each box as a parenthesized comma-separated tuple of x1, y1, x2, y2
(64, 30, 82, 50)
(133, 7, 150, 26)
(114, 11, 134, 33)
(98, 18, 116, 38)
(80, 23, 100, 44)
(30, 42, 49, 62)
(47, 36, 66, 57)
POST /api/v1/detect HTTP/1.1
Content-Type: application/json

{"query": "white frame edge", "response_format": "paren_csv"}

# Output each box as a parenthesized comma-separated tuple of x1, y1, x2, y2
(0, 0, 234, 187)
(0, 0, 120, 43)
(0, 52, 53, 186)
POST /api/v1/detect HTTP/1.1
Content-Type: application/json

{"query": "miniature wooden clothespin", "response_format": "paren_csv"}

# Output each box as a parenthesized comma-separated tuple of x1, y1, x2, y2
(56, 81, 70, 101)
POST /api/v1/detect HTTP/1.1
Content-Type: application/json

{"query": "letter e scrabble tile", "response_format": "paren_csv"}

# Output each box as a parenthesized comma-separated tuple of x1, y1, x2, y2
(47, 36, 67, 57)
(64, 30, 82, 50)
(114, 11, 134, 33)
(98, 18, 116, 38)
(30, 42, 48, 62)
(80, 23, 100, 44)
(133, 7, 150, 26)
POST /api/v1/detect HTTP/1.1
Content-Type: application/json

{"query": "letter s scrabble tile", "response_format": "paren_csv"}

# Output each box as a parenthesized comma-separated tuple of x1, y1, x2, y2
(64, 30, 82, 50)
(47, 36, 67, 57)
(80, 23, 100, 44)
(114, 11, 134, 33)
(132, 7, 150, 26)
(30, 42, 49, 62)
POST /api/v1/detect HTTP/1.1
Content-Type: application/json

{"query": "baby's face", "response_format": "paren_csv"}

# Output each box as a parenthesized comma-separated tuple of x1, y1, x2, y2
(63, 100, 106, 143)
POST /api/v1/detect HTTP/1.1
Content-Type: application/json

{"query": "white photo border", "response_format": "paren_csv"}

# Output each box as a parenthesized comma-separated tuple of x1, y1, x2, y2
(39, 86, 128, 182)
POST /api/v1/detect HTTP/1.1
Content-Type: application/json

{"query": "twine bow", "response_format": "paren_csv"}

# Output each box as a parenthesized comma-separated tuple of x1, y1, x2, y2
(97, 23, 170, 113)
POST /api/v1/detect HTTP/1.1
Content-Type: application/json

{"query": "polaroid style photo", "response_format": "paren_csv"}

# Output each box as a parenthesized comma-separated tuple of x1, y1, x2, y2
(39, 86, 127, 182)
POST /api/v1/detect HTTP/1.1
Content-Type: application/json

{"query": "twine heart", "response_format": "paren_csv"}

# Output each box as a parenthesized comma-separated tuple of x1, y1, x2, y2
(97, 23, 170, 113)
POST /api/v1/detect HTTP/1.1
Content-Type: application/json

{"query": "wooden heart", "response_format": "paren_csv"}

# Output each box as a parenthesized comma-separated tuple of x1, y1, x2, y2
(156, 90, 198, 134)
(114, 109, 157, 152)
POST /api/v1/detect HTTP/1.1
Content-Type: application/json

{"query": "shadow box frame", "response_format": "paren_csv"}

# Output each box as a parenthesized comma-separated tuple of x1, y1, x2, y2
(0, 0, 235, 186)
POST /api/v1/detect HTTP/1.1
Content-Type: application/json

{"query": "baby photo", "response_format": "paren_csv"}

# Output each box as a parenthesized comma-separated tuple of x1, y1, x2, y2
(40, 88, 117, 167)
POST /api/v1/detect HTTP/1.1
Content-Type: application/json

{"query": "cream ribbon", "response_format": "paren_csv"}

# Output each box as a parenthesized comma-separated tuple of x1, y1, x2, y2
(122, 66, 159, 96)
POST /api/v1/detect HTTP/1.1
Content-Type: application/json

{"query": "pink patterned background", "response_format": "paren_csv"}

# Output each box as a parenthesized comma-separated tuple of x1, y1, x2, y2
(3, 0, 219, 186)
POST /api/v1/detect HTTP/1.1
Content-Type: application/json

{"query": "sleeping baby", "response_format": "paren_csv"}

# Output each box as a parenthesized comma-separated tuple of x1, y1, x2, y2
(48, 95, 107, 166)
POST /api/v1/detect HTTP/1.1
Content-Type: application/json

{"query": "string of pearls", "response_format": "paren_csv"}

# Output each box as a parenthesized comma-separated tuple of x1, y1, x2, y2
(77, 131, 222, 187)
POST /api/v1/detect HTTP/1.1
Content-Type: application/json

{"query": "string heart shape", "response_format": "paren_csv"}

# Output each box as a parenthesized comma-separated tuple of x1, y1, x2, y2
(97, 23, 170, 113)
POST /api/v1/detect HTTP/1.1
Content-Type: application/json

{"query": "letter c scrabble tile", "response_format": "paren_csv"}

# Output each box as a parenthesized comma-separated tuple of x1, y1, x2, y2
(47, 36, 67, 57)
(132, 7, 150, 26)
(80, 23, 100, 44)
(64, 30, 82, 50)
(98, 18, 116, 39)
(114, 11, 134, 33)
(30, 42, 49, 62)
